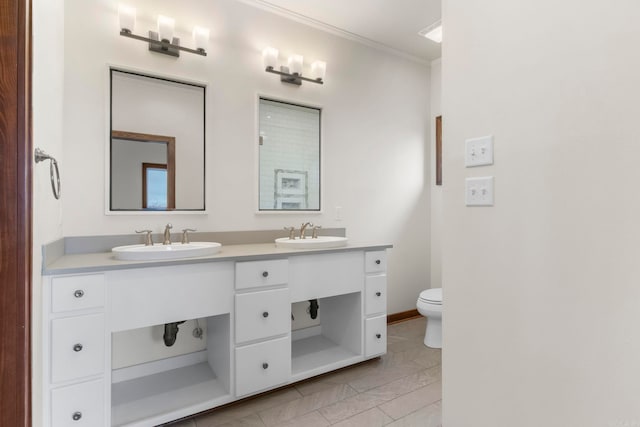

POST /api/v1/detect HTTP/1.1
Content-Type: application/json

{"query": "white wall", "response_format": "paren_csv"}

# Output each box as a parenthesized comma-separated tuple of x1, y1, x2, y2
(430, 59, 442, 289)
(32, 1, 65, 426)
(442, 1, 640, 426)
(61, 0, 430, 315)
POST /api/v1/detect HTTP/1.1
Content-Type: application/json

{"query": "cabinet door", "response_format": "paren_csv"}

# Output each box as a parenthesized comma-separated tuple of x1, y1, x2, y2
(51, 274, 104, 313)
(236, 336, 290, 397)
(365, 315, 387, 357)
(236, 288, 290, 343)
(365, 251, 387, 274)
(51, 379, 105, 427)
(51, 314, 105, 383)
(365, 275, 387, 316)
(235, 259, 289, 290)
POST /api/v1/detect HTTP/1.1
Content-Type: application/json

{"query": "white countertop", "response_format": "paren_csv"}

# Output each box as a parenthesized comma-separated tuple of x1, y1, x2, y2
(44, 242, 393, 275)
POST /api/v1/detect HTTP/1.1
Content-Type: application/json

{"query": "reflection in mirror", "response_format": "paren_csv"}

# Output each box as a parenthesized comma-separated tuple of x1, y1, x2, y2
(110, 69, 205, 211)
(258, 98, 321, 211)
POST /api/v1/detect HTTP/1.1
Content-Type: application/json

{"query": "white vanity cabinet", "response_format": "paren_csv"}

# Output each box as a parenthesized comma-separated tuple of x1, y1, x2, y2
(43, 273, 108, 427)
(42, 244, 389, 426)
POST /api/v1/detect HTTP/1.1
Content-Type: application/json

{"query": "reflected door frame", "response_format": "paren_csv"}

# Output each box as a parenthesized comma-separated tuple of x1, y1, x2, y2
(111, 130, 176, 210)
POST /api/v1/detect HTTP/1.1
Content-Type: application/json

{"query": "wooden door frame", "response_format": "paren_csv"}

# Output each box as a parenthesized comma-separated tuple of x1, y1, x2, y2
(0, 0, 32, 426)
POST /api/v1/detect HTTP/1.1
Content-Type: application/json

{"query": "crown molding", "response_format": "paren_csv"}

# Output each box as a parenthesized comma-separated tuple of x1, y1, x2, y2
(235, 0, 429, 65)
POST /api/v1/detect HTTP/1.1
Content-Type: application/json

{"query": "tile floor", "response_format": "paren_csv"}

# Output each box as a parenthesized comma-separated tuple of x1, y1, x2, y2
(167, 317, 441, 427)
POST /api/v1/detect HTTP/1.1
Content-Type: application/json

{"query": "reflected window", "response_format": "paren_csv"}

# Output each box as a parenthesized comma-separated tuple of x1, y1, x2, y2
(143, 163, 172, 209)
(258, 98, 321, 211)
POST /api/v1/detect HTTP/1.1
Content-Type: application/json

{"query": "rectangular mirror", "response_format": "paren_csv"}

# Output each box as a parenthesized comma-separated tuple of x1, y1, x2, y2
(258, 97, 321, 211)
(110, 69, 205, 211)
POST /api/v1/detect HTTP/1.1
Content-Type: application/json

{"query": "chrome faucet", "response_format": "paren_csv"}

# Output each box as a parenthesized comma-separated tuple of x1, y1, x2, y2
(299, 222, 313, 239)
(163, 223, 173, 245)
(284, 226, 296, 240)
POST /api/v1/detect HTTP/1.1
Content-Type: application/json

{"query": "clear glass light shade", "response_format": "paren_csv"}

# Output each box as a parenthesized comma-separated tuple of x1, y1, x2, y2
(311, 61, 326, 80)
(118, 5, 136, 32)
(288, 54, 303, 75)
(192, 26, 210, 50)
(262, 47, 279, 69)
(157, 15, 175, 42)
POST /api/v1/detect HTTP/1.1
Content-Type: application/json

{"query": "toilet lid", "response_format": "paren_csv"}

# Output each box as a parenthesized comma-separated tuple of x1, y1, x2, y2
(419, 288, 442, 304)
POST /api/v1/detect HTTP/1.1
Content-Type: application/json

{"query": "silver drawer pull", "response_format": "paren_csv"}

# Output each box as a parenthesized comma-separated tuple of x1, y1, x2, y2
(262, 271, 269, 278)
(73, 343, 83, 352)
(74, 289, 84, 298)
(72, 411, 82, 421)
(375, 333, 381, 339)
(375, 259, 381, 265)
(263, 311, 269, 318)
(376, 291, 382, 297)
(262, 362, 269, 369)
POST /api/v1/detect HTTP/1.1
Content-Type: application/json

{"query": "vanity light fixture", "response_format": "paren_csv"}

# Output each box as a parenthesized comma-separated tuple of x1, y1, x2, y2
(262, 46, 326, 85)
(419, 20, 443, 43)
(118, 4, 209, 57)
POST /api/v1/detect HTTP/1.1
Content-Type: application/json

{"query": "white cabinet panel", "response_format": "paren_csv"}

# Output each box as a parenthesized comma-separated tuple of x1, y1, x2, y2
(365, 251, 387, 274)
(51, 314, 105, 384)
(108, 263, 234, 332)
(289, 252, 364, 301)
(235, 259, 289, 290)
(235, 336, 290, 397)
(365, 315, 387, 357)
(51, 379, 105, 427)
(236, 288, 290, 343)
(51, 274, 104, 313)
(365, 275, 387, 316)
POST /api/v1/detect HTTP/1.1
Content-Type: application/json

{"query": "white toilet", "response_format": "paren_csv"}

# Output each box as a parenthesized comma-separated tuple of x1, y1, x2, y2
(416, 288, 442, 348)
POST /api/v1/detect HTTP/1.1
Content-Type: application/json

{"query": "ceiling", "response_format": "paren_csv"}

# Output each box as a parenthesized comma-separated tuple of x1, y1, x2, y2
(238, 0, 442, 63)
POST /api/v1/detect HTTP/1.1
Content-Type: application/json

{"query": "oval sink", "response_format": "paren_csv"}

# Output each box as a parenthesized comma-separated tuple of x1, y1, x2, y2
(275, 236, 348, 249)
(112, 242, 222, 261)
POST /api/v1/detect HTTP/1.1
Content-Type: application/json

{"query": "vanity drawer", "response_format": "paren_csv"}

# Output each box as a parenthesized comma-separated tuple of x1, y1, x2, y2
(365, 314, 387, 357)
(365, 275, 387, 316)
(236, 288, 290, 343)
(51, 274, 105, 313)
(51, 379, 105, 427)
(235, 259, 288, 290)
(51, 314, 105, 383)
(236, 336, 290, 397)
(365, 251, 387, 274)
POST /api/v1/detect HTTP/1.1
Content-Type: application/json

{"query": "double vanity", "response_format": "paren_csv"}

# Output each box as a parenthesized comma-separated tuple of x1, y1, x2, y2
(41, 232, 391, 426)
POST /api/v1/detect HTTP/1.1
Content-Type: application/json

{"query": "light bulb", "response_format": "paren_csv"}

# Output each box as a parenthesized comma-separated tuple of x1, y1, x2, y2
(118, 5, 136, 33)
(157, 15, 175, 42)
(288, 54, 303, 75)
(192, 26, 210, 51)
(262, 47, 279, 69)
(311, 61, 326, 81)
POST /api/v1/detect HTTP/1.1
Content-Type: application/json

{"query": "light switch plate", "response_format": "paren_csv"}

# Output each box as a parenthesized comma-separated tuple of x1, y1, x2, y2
(465, 135, 494, 167)
(465, 176, 494, 206)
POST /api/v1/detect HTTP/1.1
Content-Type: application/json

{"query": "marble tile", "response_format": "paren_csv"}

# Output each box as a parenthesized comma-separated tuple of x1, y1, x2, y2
(170, 419, 197, 427)
(332, 407, 393, 427)
(379, 381, 442, 420)
(195, 388, 303, 427)
(364, 365, 441, 401)
(347, 361, 425, 392)
(386, 400, 442, 427)
(274, 411, 330, 427)
(213, 414, 266, 427)
(258, 383, 357, 426)
(318, 391, 388, 423)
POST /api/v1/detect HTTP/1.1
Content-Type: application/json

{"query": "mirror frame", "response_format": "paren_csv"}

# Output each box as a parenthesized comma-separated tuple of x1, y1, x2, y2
(255, 94, 323, 214)
(106, 66, 207, 215)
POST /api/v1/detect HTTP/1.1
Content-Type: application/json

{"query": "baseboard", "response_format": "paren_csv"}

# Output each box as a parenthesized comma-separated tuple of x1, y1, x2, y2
(387, 309, 420, 324)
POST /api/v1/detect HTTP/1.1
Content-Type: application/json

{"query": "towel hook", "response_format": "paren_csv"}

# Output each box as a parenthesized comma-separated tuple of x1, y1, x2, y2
(34, 148, 61, 199)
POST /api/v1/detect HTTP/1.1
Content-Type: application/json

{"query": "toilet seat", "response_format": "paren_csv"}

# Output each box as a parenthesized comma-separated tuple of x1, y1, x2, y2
(418, 288, 442, 305)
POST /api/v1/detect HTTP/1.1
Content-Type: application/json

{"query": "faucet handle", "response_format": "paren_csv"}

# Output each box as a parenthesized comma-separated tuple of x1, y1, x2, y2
(283, 226, 296, 240)
(181, 228, 196, 244)
(311, 225, 322, 239)
(135, 230, 153, 246)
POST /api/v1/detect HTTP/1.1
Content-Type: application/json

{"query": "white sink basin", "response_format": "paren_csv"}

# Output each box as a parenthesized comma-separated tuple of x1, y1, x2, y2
(112, 242, 222, 261)
(275, 236, 348, 249)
